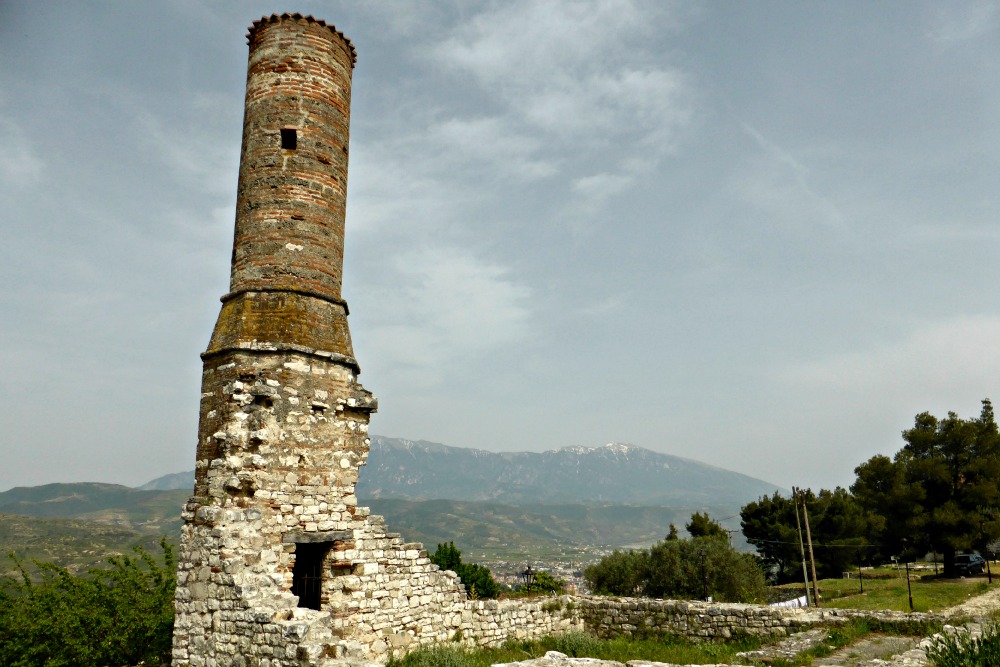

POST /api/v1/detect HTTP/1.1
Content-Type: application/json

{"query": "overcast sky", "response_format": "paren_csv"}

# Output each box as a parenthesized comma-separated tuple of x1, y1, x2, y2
(2, 1, 999, 494)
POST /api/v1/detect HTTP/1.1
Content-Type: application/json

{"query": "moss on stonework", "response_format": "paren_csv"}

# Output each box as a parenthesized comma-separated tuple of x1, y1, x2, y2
(207, 291, 355, 360)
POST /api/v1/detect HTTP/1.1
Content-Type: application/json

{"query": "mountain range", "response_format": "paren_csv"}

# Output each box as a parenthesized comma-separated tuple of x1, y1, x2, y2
(1, 437, 781, 570)
(136, 436, 782, 506)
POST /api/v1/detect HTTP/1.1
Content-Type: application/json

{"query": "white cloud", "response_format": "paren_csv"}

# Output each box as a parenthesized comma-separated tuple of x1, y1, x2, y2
(0, 115, 44, 185)
(926, 1, 998, 45)
(435, 0, 691, 140)
(429, 116, 557, 178)
(359, 246, 532, 385)
(134, 93, 239, 198)
(426, 0, 694, 219)
(572, 171, 633, 206)
(436, 0, 673, 83)
(778, 315, 1000, 414)
(579, 293, 626, 317)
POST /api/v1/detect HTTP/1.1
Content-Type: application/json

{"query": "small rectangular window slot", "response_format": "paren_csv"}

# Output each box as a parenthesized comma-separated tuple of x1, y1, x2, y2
(281, 128, 297, 150)
(292, 541, 332, 610)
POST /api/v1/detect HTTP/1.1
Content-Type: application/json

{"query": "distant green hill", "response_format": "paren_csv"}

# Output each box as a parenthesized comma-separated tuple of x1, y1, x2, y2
(0, 513, 168, 576)
(4, 436, 775, 569)
(364, 498, 743, 562)
(0, 484, 187, 574)
(0, 482, 748, 571)
(0, 482, 187, 532)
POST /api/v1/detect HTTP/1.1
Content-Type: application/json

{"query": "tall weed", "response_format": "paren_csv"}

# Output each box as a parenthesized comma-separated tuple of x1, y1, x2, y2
(928, 624, 1000, 667)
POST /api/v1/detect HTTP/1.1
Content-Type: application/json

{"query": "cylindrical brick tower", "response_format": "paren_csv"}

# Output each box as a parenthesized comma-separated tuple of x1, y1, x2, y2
(205, 14, 359, 374)
(231, 13, 354, 301)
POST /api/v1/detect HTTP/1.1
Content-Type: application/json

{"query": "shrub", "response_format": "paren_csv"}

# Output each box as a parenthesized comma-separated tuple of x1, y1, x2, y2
(0, 539, 176, 667)
(928, 624, 1000, 667)
(586, 536, 767, 603)
(389, 644, 479, 667)
(430, 542, 502, 599)
(552, 630, 602, 657)
(584, 548, 648, 596)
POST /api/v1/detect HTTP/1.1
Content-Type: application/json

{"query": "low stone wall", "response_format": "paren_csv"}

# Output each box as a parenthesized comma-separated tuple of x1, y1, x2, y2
(569, 596, 943, 642)
(356, 593, 943, 662)
(573, 596, 810, 640)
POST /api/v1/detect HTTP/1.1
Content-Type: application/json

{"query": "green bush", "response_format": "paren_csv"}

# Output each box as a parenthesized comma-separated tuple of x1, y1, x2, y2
(583, 548, 648, 596)
(928, 624, 1000, 667)
(430, 542, 502, 599)
(0, 539, 176, 667)
(585, 535, 767, 603)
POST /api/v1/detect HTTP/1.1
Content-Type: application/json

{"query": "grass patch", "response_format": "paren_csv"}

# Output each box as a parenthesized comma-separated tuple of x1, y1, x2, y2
(390, 617, 945, 667)
(387, 630, 764, 667)
(780, 573, 995, 613)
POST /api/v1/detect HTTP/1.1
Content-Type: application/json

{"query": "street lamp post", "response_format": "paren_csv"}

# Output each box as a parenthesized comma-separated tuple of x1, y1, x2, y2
(521, 565, 535, 591)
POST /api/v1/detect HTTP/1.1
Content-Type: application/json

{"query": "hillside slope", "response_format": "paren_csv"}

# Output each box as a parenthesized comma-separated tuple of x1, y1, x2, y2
(356, 437, 782, 505)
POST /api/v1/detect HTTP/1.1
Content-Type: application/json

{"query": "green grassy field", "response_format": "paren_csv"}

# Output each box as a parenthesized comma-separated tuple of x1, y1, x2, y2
(387, 630, 765, 667)
(784, 565, 997, 614)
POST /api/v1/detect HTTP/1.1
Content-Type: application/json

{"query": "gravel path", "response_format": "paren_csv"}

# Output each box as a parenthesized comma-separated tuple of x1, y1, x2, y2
(776, 583, 1000, 667)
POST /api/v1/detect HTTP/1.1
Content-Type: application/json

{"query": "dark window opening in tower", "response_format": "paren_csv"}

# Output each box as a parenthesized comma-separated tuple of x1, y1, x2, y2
(291, 542, 331, 610)
(281, 128, 298, 150)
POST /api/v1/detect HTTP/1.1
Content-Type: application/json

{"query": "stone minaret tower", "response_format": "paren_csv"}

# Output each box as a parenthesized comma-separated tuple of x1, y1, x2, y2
(172, 14, 381, 665)
(172, 15, 577, 667)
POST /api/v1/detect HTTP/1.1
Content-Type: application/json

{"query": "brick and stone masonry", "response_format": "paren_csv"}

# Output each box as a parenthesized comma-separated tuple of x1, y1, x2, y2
(170, 14, 580, 667)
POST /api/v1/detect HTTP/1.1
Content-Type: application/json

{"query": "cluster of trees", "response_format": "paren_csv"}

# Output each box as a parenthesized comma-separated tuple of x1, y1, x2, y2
(0, 540, 176, 667)
(521, 569, 566, 595)
(430, 542, 564, 598)
(742, 400, 1000, 581)
(583, 514, 766, 603)
(430, 542, 502, 599)
(740, 487, 869, 582)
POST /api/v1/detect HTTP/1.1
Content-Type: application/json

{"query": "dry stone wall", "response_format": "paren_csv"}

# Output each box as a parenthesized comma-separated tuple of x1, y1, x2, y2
(569, 596, 942, 641)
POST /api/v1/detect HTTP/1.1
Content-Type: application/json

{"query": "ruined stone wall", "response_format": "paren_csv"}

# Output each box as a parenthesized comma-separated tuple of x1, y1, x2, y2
(567, 596, 942, 644)
(172, 14, 550, 666)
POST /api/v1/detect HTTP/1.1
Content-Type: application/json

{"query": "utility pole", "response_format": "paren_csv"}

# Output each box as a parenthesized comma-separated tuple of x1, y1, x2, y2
(792, 487, 812, 607)
(801, 490, 820, 607)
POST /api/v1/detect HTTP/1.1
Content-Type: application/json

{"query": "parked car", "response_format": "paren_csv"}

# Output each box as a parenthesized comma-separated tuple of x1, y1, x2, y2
(954, 553, 986, 576)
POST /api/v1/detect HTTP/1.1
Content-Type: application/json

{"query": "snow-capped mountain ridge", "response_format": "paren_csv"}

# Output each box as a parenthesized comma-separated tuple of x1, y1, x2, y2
(357, 436, 782, 506)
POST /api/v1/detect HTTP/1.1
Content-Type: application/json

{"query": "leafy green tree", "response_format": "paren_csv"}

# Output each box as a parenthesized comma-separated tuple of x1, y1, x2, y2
(430, 541, 462, 571)
(584, 536, 766, 603)
(666, 523, 679, 540)
(645, 536, 765, 603)
(808, 487, 871, 578)
(741, 488, 874, 583)
(458, 562, 501, 599)
(685, 512, 727, 539)
(741, 491, 801, 583)
(0, 539, 176, 667)
(524, 570, 565, 595)
(852, 399, 1000, 577)
(429, 542, 501, 599)
(583, 549, 648, 596)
